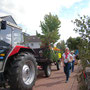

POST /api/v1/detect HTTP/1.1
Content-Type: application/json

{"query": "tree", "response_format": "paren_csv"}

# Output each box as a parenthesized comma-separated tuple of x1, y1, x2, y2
(37, 13, 61, 47)
(72, 15, 90, 68)
(66, 37, 82, 50)
(56, 40, 66, 53)
(72, 15, 90, 41)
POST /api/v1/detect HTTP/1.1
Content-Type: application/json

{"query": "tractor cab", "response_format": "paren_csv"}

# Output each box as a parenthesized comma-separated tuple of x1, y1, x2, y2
(0, 16, 37, 90)
(0, 19, 23, 47)
(0, 17, 24, 72)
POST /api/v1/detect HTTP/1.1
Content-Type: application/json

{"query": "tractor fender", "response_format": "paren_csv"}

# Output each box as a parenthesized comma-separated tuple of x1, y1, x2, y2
(0, 45, 35, 73)
(9, 45, 35, 57)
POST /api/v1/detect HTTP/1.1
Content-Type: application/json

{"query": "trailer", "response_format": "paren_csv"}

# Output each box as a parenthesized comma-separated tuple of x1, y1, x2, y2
(34, 47, 61, 77)
(34, 47, 52, 77)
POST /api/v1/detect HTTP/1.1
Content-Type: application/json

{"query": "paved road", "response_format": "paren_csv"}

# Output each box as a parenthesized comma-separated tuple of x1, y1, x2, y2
(33, 64, 78, 90)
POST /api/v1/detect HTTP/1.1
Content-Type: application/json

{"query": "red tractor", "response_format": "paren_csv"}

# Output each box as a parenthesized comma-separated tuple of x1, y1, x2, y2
(0, 17, 37, 90)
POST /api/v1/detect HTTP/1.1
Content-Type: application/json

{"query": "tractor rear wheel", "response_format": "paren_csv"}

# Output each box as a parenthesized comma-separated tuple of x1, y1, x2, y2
(8, 53, 37, 90)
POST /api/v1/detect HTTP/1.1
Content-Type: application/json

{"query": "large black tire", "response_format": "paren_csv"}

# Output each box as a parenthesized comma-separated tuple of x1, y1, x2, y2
(43, 64, 51, 77)
(56, 62, 60, 70)
(8, 53, 37, 90)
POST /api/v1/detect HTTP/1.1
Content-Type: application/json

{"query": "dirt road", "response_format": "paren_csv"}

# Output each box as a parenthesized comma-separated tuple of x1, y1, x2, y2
(0, 64, 78, 90)
(33, 64, 78, 90)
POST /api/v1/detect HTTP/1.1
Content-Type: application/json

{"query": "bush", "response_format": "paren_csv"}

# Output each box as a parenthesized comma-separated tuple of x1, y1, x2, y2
(78, 40, 90, 69)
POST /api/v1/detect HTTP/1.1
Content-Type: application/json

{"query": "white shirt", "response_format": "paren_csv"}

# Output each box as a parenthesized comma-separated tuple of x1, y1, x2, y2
(72, 54, 75, 61)
(62, 53, 72, 63)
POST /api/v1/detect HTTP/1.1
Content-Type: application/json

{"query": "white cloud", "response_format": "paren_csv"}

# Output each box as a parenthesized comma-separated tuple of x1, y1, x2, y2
(59, 19, 79, 42)
(0, 0, 82, 40)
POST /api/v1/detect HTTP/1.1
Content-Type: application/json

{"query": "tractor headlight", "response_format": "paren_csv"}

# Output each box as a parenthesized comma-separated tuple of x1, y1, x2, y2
(0, 54, 5, 56)
(0, 54, 5, 60)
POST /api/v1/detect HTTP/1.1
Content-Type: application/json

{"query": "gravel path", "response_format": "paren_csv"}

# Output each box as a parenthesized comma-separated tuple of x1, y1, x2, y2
(33, 64, 78, 90)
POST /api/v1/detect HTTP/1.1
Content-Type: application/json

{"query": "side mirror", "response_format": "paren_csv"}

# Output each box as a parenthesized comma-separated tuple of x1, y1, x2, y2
(1, 21, 7, 29)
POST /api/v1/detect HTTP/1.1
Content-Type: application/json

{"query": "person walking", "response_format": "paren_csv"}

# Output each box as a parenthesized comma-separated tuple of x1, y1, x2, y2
(71, 51, 76, 72)
(75, 49, 79, 60)
(62, 47, 73, 83)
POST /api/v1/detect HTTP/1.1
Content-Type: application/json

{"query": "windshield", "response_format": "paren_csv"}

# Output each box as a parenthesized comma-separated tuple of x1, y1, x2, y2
(0, 25, 23, 47)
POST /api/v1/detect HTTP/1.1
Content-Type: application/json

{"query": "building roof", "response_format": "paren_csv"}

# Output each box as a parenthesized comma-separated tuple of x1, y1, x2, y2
(26, 35, 41, 42)
(0, 15, 22, 30)
(0, 15, 17, 25)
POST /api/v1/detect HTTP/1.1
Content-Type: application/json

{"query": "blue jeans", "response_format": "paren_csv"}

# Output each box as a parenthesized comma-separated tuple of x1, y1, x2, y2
(72, 61, 75, 72)
(69, 62, 72, 76)
(64, 63, 71, 81)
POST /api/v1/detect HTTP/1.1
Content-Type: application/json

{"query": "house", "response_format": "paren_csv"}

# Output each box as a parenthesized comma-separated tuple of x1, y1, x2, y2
(24, 35, 41, 49)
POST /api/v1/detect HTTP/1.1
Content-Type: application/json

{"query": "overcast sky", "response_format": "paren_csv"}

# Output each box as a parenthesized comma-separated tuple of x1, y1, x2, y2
(0, 0, 90, 42)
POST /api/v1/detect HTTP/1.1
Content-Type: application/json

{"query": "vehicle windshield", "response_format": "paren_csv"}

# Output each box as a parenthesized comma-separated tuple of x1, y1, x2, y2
(0, 26, 23, 47)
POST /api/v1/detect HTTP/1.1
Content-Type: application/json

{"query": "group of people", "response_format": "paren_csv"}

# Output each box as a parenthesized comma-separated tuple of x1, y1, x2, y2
(62, 47, 78, 83)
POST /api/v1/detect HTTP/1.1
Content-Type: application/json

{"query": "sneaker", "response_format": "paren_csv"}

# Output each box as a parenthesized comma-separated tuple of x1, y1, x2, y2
(65, 80, 68, 83)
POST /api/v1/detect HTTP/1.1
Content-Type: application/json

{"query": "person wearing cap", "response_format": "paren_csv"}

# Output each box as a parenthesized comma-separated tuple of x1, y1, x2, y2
(71, 51, 76, 72)
(62, 47, 73, 83)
